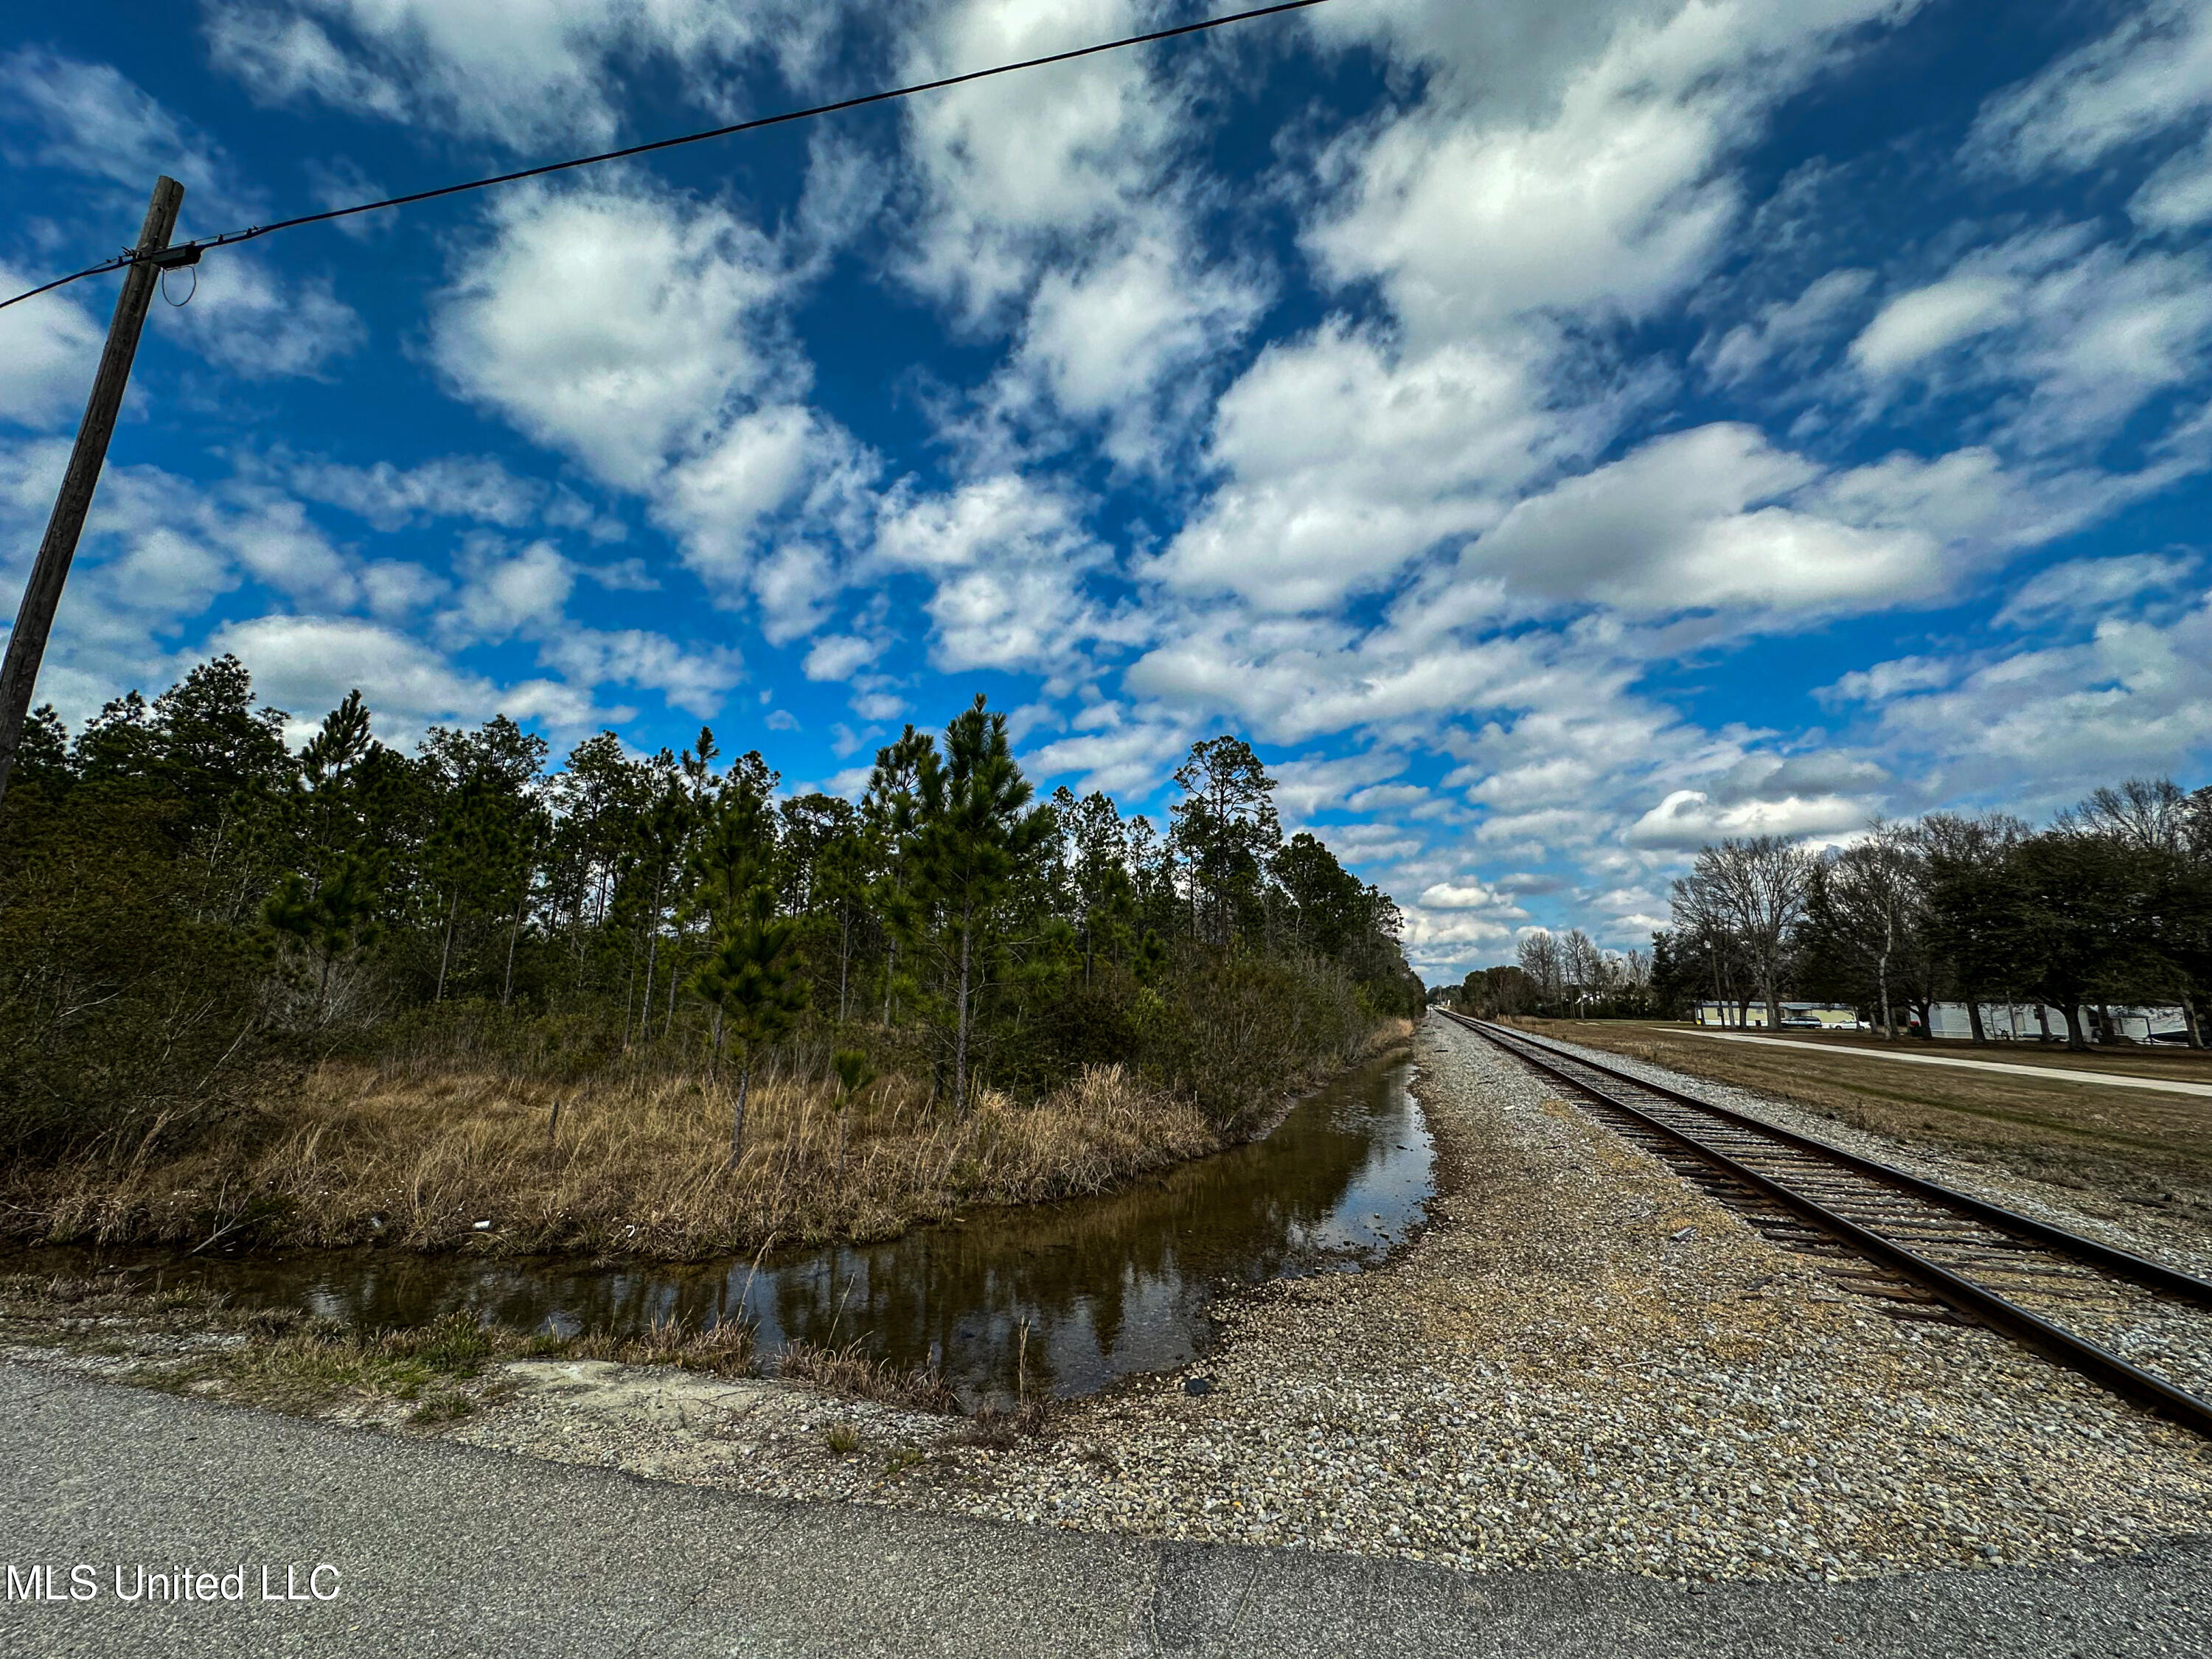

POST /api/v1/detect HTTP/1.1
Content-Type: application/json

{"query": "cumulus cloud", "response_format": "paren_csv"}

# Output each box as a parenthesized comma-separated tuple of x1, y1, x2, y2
(433, 184, 791, 492)
(1, 50, 364, 379)
(167, 254, 365, 380)
(1308, 0, 1918, 346)
(283, 453, 557, 532)
(1849, 275, 2017, 375)
(1625, 787, 1874, 851)
(204, 0, 841, 150)
(0, 268, 104, 431)
(894, 0, 1180, 325)
(431, 179, 883, 635)
(1697, 268, 1874, 386)
(1467, 424, 1942, 616)
(1272, 750, 1410, 821)
(874, 475, 1142, 678)
(802, 634, 881, 683)
(204, 613, 613, 751)
(1415, 877, 1526, 915)
(1023, 709, 1194, 798)
(535, 628, 743, 719)
(1152, 325, 1589, 613)
(1847, 227, 2212, 457)
(1863, 590, 2212, 803)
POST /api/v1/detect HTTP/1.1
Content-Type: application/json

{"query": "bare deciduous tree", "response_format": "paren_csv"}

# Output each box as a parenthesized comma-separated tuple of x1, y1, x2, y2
(1684, 836, 1813, 1031)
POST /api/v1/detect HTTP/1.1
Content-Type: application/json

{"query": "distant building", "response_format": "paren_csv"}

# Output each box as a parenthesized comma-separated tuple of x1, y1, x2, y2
(1691, 1000, 2194, 1043)
(1692, 1002, 1858, 1029)
(1924, 1002, 2192, 1044)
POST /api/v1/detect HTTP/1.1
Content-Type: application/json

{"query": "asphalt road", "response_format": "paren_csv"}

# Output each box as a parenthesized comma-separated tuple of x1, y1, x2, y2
(0, 1363, 2207, 1658)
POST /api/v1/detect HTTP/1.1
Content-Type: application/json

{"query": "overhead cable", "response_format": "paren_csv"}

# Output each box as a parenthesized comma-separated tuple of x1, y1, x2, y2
(0, 0, 1332, 314)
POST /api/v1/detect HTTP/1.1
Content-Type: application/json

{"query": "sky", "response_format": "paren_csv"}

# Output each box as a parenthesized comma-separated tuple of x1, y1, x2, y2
(1, 0, 2208, 981)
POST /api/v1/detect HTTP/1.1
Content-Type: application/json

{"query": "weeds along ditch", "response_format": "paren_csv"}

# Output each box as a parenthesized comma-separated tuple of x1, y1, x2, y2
(2, 1051, 1433, 1412)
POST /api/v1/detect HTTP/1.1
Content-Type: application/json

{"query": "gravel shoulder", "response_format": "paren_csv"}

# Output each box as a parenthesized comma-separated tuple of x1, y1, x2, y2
(7, 1360, 2212, 1659)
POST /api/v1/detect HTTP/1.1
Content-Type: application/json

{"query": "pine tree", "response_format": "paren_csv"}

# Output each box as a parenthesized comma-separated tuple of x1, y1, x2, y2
(1170, 737, 1281, 948)
(831, 1048, 877, 1176)
(911, 697, 1052, 1117)
(691, 883, 810, 1164)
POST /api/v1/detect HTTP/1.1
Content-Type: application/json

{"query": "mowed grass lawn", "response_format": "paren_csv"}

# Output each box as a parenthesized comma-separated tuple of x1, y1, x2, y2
(1511, 1018, 2212, 1237)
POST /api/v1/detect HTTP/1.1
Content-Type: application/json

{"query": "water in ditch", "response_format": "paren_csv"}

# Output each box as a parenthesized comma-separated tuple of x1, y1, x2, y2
(21, 1054, 1430, 1405)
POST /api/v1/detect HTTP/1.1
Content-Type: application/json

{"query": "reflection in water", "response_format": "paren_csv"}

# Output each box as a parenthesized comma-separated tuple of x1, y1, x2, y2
(29, 1057, 1429, 1403)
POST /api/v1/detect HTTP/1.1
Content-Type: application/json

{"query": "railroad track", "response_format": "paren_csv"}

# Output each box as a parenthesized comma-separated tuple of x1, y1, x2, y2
(1437, 1009, 2212, 1441)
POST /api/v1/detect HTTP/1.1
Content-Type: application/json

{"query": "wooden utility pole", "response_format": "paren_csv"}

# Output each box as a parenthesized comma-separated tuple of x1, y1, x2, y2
(0, 175, 186, 809)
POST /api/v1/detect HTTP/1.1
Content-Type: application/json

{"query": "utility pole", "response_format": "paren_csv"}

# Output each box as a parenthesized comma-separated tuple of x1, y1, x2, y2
(0, 175, 187, 810)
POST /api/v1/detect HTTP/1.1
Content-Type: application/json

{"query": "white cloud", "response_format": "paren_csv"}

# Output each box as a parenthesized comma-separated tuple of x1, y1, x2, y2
(161, 251, 365, 380)
(1846, 227, 2212, 457)
(433, 180, 882, 638)
(203, 613, 613, 751)
(284, 453, 552, 531)
(0, 268, 104, 430)
(1001, 230, 1267, 472)
(204, 0, 840, 150)
(1698, 268, 1874, 386)
(1848, 275, 2017, 375)
(802, 634, 880, 683)
(1469, 424, 1941, 616)
(0, 45, 257, 226)
(433, 183, 790, 493)
(1152, 324, 1593, 613)
(1863, 591, 2212, 802)
(1308, 0, 1917, 347)
(535, 627, 743, 718)
(655, 406, 875, 619)
(895, 0, 1178, 324)
(203, 485, 358, 607)
(1625, 787, 1874, 851)
(1993, 552, 2199, 629)
(1818, 655, 1957, 707)
(2134, 133, 2212, 232)
(0, 50, 362, 380)
(874, 475, 1140, 677)
(1416, 877, 1525, 914)
(361, 561, 446, 617)
(1967, 0, 2212, 193)
(1271, 749, 1408, 820)
(1023, 709, 1192, 798)
(448, 539, 574, 643)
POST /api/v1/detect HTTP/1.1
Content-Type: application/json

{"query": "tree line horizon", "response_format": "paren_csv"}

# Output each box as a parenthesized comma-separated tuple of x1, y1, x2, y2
(1447, 781, 2212, 1051)
(0, 654, 1424, 1162)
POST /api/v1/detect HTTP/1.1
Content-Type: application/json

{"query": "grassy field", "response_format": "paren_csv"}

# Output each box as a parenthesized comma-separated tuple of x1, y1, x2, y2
(1661, 1023, 2212, 1082)
(1511, 1018, 2212, 1237)
(3, 1020, 1412, 1262)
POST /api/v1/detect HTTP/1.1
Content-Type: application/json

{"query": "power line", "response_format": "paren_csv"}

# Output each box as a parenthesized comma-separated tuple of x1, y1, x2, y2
(0, 0, 1332, 315)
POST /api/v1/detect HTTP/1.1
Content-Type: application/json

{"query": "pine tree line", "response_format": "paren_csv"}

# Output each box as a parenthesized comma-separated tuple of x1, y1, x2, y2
(0, 658, 1422, 1157)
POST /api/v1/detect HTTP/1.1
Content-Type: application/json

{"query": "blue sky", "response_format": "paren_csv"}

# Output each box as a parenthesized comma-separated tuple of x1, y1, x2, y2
(1, 0, 2208, 980)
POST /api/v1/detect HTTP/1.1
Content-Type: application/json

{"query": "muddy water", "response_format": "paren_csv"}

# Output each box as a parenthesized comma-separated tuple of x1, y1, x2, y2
(31, 1056, 1430, 1404)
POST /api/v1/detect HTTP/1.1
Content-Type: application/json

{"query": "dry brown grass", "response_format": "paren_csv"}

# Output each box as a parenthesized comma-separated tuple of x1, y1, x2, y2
(1517, 1018, 2212, 1234)
(13, 1060, 1226, 1259)
(776, 1337, 961, 1412)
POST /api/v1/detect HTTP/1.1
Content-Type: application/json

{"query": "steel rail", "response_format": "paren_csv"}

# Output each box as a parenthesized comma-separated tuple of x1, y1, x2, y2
(1438, 1009, 2212, 1440)
(1458, 1015, 2212, 1308)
